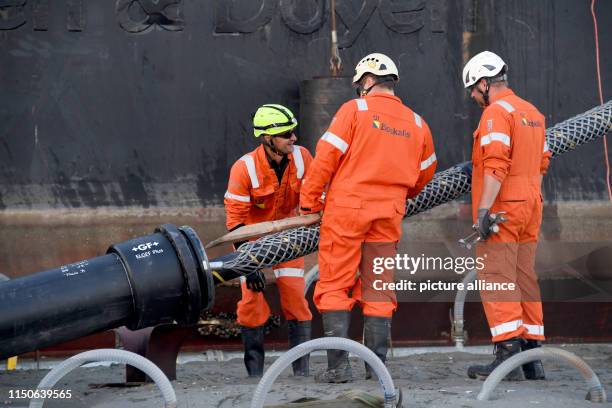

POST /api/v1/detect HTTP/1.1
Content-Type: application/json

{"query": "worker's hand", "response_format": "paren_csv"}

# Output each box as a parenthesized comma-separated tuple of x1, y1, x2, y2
(245, 270, 266, 292)
(475, 208, 492, 241)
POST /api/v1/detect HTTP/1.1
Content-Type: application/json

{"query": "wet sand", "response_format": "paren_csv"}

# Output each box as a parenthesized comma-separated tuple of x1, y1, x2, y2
(1, 343, 611, 407)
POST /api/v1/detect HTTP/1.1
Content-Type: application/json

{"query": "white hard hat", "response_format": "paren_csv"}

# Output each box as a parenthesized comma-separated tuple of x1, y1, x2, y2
(353, 53, 399, 84)
(462, 51, 507, 88)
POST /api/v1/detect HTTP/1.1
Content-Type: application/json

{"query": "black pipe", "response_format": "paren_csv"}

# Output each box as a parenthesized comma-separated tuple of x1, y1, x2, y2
(2, 102, 609, 360)
(0, 254, 133, 359)
(0, 224, 217, 360)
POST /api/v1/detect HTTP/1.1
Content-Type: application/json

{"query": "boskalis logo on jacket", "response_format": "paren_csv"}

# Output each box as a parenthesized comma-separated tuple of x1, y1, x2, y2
(520, 112, 543, 128)
(372, 115, 410, 137)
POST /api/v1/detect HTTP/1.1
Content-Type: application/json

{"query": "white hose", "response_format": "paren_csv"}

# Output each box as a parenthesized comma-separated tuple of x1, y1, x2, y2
(303, 264, 319, 296)
(452, 269, 477, 349)
(250, 337, 398, 408)
(477, 347, 607, 403)
(28, 348, 177, 408)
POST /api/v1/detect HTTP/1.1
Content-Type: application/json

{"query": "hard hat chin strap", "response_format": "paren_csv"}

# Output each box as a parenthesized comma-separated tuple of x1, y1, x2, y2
(473, 79, 491, 106)
(479, 74, 507, 106)
(263, 136, 286, 157)
(356, 76, 396, 97)
(483, 80, 491, 106)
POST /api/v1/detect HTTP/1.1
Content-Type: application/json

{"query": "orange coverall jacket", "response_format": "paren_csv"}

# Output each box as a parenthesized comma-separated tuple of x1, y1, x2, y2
(225, 144, 313, 229)
(300, 94, 436, 211)
(472, 88, 550, 219)
(224, 144, 314, 327)
(300, 94, 437, 317)
(472, 88, 551, 342)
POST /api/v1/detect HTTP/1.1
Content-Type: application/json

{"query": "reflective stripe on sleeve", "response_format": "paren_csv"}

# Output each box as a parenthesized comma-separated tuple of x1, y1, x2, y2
(481, 132, 511, 147)
(224, 191, 250, 203)
(292, 145, 305, 179)
(414, 112, 422, 128)
(240, 154, 259, 188)
(321, 131, 349, 154)
(420, 152, 437, 170)
(355, 99, 368, 111)
(490, 319, 523, 337)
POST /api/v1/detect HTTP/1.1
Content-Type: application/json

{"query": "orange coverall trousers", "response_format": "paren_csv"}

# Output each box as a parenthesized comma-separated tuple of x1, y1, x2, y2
(237, 257, 312, 328)
(314, 198, 404, 318)
(477, 192, 545, 343)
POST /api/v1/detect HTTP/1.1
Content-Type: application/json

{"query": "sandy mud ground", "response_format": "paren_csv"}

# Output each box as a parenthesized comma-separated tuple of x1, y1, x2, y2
(1, 344, 611, 408)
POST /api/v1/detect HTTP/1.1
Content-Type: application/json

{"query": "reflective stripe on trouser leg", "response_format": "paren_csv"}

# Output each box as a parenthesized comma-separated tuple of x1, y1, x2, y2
(517, 199, 545, 341)
(523, 322, 545, 338)
(477, 237, 525, 342)
(478, 188, 543, 343)
(274, 257, 311, 322)
(273, 268, 304, 278)
(237, 280, 271, 328)
(489, 319, 524, 338)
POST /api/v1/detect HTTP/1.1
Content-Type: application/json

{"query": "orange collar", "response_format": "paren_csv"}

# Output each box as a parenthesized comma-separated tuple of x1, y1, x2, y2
(364, 93, 402, 104)
(488, 88, 515, 104)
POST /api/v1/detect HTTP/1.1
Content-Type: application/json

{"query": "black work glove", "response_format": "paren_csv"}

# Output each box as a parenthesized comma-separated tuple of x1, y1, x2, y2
(245, 270, 266, 292)
(476, 208, 492, 241)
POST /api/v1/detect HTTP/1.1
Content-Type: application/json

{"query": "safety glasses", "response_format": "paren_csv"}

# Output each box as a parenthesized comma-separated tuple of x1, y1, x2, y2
(272, 130, 295, 139)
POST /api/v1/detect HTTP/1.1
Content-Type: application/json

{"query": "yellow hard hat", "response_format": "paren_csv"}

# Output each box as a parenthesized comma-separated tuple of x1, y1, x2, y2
(252, 104, 298, 137)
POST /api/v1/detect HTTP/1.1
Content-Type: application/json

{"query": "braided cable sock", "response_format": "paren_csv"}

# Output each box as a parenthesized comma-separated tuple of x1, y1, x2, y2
(405, 100, 612, 217)
(215, 101, 612, 276)
(221, 226, 320, 276)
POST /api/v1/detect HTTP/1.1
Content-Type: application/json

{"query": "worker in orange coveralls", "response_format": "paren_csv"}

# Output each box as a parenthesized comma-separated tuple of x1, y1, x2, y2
(462, 51, 551, 381)
(224, 104, 313, 377)
(300, 53, 437, 383)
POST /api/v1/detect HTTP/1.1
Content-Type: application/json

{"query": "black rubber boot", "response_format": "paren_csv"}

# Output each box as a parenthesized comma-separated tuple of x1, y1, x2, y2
(363, 316, 391, 380)
(314, 311, 353, 383)
(241, 326, 265, 377)
(287, 320, 311, 376)
(467, 337, 525, 381)
(521, 339, 545, 380)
